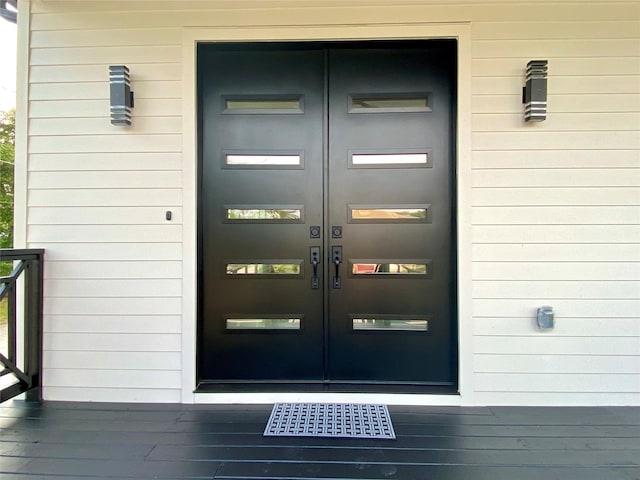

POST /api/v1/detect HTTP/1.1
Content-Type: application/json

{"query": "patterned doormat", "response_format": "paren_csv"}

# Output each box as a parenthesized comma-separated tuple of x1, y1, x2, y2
(263, 403, 396, 439)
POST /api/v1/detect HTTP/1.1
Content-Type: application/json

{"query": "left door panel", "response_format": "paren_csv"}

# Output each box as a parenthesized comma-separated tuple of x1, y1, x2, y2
(198, 45, 325, 382)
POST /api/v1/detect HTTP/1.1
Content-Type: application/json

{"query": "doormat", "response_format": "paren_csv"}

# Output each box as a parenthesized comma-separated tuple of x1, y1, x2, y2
(263, 403, 396, 439)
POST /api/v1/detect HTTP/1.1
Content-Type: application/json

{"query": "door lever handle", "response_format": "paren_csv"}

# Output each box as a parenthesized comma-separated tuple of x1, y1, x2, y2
(310, 246, 320, 289)
(331, 246, 342, 289)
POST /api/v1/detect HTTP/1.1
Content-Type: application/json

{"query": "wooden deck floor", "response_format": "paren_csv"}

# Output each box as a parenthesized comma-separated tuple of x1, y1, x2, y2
(1, 400, 639, 479)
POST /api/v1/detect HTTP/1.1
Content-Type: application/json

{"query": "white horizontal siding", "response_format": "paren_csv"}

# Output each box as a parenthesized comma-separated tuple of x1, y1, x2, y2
(45, 279, 182, 297)
(30, 99, 182, 118)
(30, 118, 182, 136)
(44, 315, 181, 334)
(472, 20, 640, 40)
(472, 39, 640, 58)
(472, 150, 640, 168)
(29, 225, 182, 243)
(473, 113, 640, 132)
(474, 336, 638, 355)
(472, 57, 640, 76)
(29, 134, 182, 154)
(473, 169, 640, 187)
(29, 171, 182, 189)
(29, 189, 182, 207)
(25, 0, 640, 404)
(472, 225, 640, 243)
(31, 63, 182, 83)
(43, 261, 182, 279)
(475, 76, 640, 96)
(474, 392, 640, 406)
(43, 369, 182, 389)
(473, 281, 640, 299)
(44, 333, 181, 352)
(44, 297, 182, 316)
(30, 207, 183, 225)
(472, 299, 640, 318)
(42, 387, 181, 403)
(472, 94, 640, 113)
(473, 206, 640, 225)
(473, 133, 640, 150)
(472, 187, 639, 206)
(473, 245, 640, 262)
(30, 81, 180, 101)
(475, 354, 640, 374)
(29, 152, 181, 171)
(474, 373, 639, 393)
(471, 262, 640, 280)
(43, 351, 182, 370)
(474, 317, 640, 337)
(29, 243, 182, 261)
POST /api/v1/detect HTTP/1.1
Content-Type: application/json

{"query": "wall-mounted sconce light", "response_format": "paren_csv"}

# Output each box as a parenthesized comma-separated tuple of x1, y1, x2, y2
(522, 60, 548, 122)
(109, 65, 134, 126)
(0, 0, 17, 24)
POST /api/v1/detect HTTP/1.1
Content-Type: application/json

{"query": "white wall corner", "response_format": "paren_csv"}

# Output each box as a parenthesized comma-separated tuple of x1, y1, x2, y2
(12, 0, 30, 248)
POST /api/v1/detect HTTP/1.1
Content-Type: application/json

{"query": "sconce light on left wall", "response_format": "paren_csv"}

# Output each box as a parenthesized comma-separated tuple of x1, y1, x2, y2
(109, 65, 134, 126)
(0, 0, 17, 23)
(522, 60, 548, 122)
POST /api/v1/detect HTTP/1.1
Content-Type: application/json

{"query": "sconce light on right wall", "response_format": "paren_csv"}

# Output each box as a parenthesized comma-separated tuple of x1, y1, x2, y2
(522, 60, 548, 122)
(109, 65, 134, 126)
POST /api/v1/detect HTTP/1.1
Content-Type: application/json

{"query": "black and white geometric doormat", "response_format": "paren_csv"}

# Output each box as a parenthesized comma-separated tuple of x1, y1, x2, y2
(263, 403, 396, 439)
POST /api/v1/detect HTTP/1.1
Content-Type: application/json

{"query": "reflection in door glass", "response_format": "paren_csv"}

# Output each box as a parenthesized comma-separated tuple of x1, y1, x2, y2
(351, 207, 427, 221)
(351, 96, 429, 110)
(226, 263, 301, 275)
(226, 208, 302, 221)
(352, 318, 429, 331)
(352, 263, 428, 275)
(352, 153, 428, 165)
(225, 99, 301, 110)
(226, 318, 301, 330)
(226, 154, 301, 166)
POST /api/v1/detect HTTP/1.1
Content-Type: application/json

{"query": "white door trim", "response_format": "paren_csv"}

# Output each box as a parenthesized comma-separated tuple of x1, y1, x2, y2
(181, 23, 473, 405)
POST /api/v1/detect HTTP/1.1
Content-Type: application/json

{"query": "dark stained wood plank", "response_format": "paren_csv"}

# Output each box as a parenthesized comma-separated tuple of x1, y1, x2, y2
(0, 441, 155, 460)
(145, 443, 640, 466)
(213, 462, 640, 480)
(9, 458, 220, 479)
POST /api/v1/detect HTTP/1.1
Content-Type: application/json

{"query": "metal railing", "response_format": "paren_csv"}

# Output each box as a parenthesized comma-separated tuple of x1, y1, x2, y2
(0, 249, 44, 402)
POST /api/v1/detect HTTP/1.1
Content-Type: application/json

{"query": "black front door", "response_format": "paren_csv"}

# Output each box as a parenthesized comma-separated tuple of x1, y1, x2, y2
(198, 41, 456, 389)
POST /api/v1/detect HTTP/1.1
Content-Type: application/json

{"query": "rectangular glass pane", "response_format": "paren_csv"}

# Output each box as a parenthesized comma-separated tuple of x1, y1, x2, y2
(352, 263, 428, 275)
(226, 263, 301, 275)
(351, 97, 428, 109)
(351, 208, 427, 221)
(225, 99, 301, 110)
(226, 318, 301, 330)
(352, 318, 429, 332)
(352, 153, 428, 165)
(226, 155, 301, 166)
(226, 208, 302, 221)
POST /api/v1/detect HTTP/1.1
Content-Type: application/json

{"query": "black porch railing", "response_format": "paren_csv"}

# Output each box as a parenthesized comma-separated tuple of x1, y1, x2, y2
(0, 249, 44, 402)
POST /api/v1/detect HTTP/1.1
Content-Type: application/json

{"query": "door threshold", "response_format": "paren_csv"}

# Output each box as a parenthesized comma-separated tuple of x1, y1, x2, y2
(195, 381, 456, 395)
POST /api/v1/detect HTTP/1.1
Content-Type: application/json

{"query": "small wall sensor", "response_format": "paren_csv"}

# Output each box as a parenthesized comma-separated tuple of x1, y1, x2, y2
(536, 306, 554, 329)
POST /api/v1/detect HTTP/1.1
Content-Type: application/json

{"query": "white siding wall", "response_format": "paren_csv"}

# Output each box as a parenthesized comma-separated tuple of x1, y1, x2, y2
(24, 0, 639, 404)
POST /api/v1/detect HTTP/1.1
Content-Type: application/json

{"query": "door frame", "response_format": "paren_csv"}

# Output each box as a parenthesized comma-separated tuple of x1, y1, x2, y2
(181, 23, 473, 406)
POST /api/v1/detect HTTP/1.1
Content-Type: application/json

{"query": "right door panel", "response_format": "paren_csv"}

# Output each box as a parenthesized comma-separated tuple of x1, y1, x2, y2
(327, 43, 456, 385)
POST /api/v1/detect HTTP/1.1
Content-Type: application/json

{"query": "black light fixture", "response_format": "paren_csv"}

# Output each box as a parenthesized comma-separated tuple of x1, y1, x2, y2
(522, 60, 548, 122)
(0, 0, 17, 23)
(109, 65, 134, 126)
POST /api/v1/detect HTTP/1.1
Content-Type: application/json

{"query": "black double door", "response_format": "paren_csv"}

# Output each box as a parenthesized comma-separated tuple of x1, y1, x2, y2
(198, 41, 456, 389)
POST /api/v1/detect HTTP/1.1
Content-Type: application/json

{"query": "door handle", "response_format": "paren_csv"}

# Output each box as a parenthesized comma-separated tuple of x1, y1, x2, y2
(331, 246, 342, 289)
(310, 246, 320, 289)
